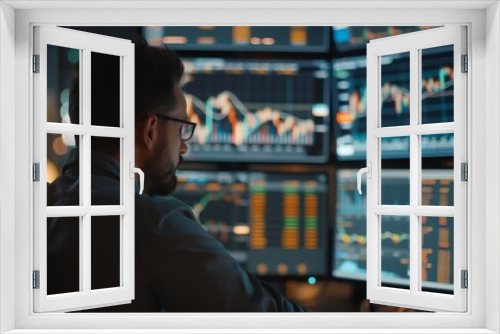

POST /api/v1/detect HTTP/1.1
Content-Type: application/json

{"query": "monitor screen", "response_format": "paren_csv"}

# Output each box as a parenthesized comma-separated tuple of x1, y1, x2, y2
(333, 169, 454, 292)
(174, 170, 329, 277)
(144, 26, 329, 52)
(332, 26, 435, 53)
(182, 58, 331, 163)
(333, 48, 455, 161)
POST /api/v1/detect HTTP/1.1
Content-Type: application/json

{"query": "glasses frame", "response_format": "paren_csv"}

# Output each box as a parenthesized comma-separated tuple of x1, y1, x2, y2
(152, 113, 197, 141)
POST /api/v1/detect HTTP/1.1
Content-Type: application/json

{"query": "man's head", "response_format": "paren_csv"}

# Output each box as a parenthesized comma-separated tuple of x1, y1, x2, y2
(133, 42, 189, 196)
(69, 41, 189, 196)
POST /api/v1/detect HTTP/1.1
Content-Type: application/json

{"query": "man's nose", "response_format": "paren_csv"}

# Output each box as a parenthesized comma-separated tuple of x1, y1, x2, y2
(180, 140, 188, 155)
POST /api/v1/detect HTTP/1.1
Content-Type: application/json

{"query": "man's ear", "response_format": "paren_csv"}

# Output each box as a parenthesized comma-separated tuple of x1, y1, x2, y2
(136, 114, 160, 151)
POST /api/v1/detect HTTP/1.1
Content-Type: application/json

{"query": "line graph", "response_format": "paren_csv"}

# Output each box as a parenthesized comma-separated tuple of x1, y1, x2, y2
(173, 173, 250, 251)
(337, 227, 367, 245)
(382, 231, 410, 244)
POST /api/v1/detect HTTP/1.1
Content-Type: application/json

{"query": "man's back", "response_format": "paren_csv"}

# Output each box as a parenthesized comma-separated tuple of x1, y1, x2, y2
(47, 149, 306, 312)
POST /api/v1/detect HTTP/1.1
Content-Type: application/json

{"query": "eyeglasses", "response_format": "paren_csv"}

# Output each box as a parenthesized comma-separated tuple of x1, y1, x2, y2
(152, 113, 197, 141)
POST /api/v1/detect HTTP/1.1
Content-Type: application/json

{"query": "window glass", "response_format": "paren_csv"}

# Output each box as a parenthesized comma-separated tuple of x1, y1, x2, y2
(421, 45, 454, 124)
(381, 52, 410, 127)
(47, 217, 81, 295)
(47, 133, 79, 206)
(47, 45, 80, 124)
(421, 216, 454, 294)
(381, 215, 410, 289)
(91, 215, 121, 290)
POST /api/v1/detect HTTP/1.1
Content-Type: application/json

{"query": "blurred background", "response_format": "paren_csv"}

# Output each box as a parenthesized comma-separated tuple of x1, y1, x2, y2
(46, 26, 455, 312)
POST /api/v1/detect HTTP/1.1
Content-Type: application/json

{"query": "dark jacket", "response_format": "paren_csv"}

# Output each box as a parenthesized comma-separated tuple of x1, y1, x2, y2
(47, 149, 306, 312)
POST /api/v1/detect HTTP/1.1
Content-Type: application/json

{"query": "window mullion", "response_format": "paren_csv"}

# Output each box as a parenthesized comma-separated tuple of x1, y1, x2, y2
(409, 47, 420, 294)
(82, 214, 91, 293)
(82, 48, 92, 294)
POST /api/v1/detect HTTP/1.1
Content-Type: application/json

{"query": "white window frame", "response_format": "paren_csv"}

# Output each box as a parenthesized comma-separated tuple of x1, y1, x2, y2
(0, 1, 498, 333)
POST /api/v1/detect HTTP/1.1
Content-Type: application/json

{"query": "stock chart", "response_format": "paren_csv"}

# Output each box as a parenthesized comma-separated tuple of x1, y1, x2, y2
(174, 171, 251, 264)
(247, 172, 328, 276)
(181, 58, 330, 163)
(174, 170, 329, 276)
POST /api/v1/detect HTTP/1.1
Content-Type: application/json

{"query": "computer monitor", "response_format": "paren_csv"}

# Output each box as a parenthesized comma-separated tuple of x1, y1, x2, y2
(333, 168, 454, 292)
(333, 47, 455, 161)
(144, 26, 329, 52)
(174, 170, 329, 277)
(332, 26, 435, 53)
(181, 58, 331, 163)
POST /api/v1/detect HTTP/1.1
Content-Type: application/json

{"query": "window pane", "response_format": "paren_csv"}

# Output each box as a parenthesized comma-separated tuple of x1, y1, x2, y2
(47, 45, 80, 124)
(381, 215, 410, 289)
(91, 52, 121, 127)
(421, 216, 454, 294)
(91, 137, 121, 206)
(381, 137, 410, 205)
(381, 52, 410, 127)
(47, 133, 79, 206)
(422, 133, 454, 158)
(422, 169, 454, 207)
(421, 45, 454, 124)
(47, 216, 80, 295)
(333, 170, 367, 280)
(422, 134, 454, 206)
(91, 215, 121, 290)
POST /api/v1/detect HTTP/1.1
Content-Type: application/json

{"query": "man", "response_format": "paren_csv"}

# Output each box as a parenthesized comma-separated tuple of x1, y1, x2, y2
(47, 41, 306, 312)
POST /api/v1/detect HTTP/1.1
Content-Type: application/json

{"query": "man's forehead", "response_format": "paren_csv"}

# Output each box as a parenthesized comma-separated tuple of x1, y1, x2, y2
(171, 86, 188, 119)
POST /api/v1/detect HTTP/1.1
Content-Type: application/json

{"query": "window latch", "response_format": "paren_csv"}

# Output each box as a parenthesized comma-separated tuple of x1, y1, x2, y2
(130, 162, 144, 195)
(357, 162, 372, 195)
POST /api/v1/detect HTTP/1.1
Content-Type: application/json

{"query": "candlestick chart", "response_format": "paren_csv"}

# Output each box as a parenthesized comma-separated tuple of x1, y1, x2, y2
(181, 58, 330, 163)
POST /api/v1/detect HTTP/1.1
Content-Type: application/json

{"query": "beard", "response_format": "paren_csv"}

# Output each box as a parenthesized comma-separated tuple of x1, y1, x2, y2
(142, 143, 180, 196)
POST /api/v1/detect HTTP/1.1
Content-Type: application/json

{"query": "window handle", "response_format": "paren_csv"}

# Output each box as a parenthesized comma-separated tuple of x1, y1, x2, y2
(129, 162, 145, 195)
(357, 162, 371, 195)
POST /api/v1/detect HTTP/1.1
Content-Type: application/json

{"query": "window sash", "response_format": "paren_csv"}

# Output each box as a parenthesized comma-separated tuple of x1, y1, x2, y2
(32, 26, 136, 313)
(366, 26, 467, 312)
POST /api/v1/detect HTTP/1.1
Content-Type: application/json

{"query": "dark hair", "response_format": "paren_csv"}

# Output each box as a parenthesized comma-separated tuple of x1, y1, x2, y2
(134, 40, 185, 120)
(68, 40, 185, 154)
